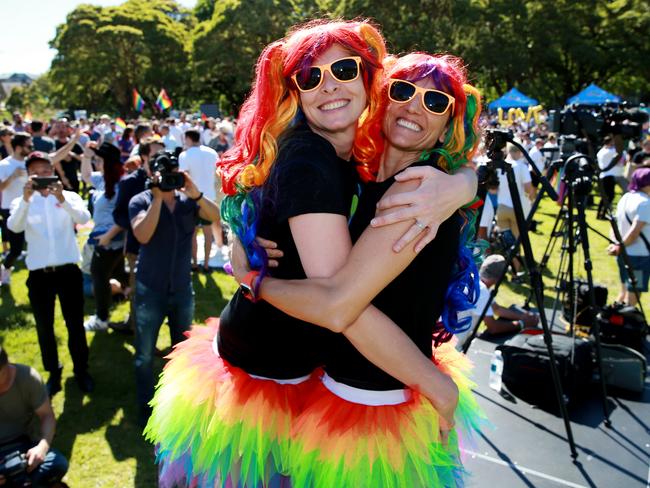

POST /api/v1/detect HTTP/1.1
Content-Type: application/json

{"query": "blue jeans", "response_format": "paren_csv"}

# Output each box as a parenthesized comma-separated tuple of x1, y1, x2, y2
(134, 280, 194, 417)
(0, 438, 68, 487)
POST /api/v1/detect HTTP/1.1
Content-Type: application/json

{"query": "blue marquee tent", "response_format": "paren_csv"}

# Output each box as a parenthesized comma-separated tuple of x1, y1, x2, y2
(566, 83, 621, 105)
(488, 88, 539, 110)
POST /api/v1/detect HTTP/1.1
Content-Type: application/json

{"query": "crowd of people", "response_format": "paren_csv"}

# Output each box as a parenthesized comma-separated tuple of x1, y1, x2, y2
(0, 111, 228, 485)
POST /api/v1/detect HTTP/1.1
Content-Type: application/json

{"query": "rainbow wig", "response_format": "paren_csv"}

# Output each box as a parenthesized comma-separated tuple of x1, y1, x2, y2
(219, 19, 387, 278)
(383, 53, 484, 344)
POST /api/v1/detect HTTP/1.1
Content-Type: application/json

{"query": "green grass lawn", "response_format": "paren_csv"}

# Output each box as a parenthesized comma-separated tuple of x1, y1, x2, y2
(0, 192, 647, 487)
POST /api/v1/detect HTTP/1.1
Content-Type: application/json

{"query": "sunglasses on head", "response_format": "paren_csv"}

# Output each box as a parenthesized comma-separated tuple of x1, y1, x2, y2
(388, 79, 455, 115)
(292, 56, 362, 92)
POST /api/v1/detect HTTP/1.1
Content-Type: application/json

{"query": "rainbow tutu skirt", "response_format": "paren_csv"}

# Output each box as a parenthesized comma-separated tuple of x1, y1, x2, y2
(144, 318, 316, 488)
(287, 339, 485, 488)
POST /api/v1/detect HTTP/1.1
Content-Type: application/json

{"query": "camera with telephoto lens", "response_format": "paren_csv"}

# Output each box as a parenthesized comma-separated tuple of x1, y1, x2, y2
(0, 450, 29, 487)
(147, 149, 185, 191)
(548, 104, 649, 143)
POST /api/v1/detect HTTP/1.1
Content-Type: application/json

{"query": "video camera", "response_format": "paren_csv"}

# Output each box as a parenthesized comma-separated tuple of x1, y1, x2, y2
(0, 450, 29, 487)
(147, 149, 185, 191)
(548, 104, 648, 143)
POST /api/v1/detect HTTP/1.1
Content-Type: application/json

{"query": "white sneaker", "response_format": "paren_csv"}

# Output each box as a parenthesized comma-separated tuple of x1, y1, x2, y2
(84, 315, 109, 332)
(0, 266, 10, 286)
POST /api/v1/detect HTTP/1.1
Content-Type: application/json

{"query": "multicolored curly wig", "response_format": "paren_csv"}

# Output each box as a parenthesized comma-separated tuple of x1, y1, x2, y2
(382, 53, 484, 344)
(219, 19, 387, 277)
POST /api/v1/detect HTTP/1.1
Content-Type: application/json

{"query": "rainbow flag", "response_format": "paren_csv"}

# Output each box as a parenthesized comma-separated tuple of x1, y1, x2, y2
(155, 89, 172, 111)
(115, 117, 127, 130)
(133, 89, 145, 112)
(200, 113, 208, 122)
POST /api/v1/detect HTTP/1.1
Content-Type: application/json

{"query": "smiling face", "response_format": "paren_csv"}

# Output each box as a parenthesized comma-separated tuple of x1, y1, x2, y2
(298, 44, 367, 140)
(382, 77, 451, 155)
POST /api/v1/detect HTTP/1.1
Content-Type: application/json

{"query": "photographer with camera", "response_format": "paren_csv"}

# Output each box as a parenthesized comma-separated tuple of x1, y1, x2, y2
(7, 152, 93, 396)
(0, 345, 68, 487)
(111, 137, 165, 332)
(128, 150, 220, 426)
(607, 167, 650, 306)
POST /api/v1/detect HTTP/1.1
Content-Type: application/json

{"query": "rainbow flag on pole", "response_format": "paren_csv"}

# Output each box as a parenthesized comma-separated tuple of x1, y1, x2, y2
(115, 117, 127, 130)
(155, 89, 173, 111)
(133, 89, 145, 112)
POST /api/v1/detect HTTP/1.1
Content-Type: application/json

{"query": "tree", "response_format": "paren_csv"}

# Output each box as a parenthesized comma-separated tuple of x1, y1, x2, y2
(49, 0, 191, 115)
(191, 0, 327, 110)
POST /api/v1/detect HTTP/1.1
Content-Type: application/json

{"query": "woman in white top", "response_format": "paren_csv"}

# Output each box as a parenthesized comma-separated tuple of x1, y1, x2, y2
(608, 167, 650, 306)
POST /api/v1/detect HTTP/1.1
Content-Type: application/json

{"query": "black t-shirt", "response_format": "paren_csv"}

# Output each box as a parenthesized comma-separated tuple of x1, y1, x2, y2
(217, 125, 358, 379)
(55, 139, 83, 190)
(325, 156, 461, 390)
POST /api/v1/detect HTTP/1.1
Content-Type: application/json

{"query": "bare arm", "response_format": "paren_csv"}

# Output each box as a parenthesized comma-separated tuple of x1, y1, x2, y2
(258, 178, 428, 331)
(131, 191, 163, 245)
(25, 400, 56, 472)
(80, 143, 95, 185)
(278, 200, 457, 417)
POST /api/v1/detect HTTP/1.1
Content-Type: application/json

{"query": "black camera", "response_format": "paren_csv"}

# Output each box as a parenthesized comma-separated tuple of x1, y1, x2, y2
(548, 104, 649, 143)
(0, 450, 29, 486)
(148, 150, 185, 191)
(31, 176, 59, 190)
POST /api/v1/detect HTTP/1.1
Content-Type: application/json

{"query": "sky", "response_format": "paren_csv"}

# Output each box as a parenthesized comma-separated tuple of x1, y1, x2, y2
(0, 0, 196, 76)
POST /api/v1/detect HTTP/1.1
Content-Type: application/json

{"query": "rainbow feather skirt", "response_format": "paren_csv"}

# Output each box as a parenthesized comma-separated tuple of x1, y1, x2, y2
(144, 319, 316, 488)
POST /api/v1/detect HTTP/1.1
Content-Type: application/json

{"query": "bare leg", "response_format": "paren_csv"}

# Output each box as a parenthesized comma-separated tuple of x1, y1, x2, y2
(192, 228, 198, 267)
(212, 221, 224, 247)
(202, 225, 213, 270)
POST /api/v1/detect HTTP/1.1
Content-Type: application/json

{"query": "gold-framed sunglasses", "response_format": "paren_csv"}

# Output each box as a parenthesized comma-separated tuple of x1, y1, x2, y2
(388, 79, 455, 115)
(292, 56, 362, 92)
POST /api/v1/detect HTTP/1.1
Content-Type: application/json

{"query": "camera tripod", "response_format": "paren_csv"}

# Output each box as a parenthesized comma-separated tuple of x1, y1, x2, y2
(462, 132, 614, 459)
(532, 165, 645, 332)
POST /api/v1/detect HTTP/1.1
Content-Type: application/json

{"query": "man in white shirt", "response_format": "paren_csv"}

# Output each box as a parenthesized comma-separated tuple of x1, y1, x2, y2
(528, 138, 546, 185)
(0, 133, 32, 285)
(160, 125, 181, 152)
(7, 152, 94, 396)
(496, 145, 535, 238)
(608, 167, 650, 306)
(597, 135, 628, 219)
(179, 129, 223, 271)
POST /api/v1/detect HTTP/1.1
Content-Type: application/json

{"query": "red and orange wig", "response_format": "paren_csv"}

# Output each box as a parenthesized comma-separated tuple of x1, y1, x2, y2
(220, 19, 387, 195)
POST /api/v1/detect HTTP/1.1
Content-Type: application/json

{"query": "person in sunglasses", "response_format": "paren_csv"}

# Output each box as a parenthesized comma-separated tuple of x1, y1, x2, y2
(145, 21, 477, 487)
(229, 52, 484, 487)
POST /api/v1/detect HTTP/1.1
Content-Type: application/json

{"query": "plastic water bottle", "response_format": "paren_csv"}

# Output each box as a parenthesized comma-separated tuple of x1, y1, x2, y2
(489, 350, 504, 392)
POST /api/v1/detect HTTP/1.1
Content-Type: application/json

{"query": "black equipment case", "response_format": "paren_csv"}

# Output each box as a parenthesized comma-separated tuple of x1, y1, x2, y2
(497, 329, 593, 405)
(597, 304, 648, 352)
(600, 343, 647, 393)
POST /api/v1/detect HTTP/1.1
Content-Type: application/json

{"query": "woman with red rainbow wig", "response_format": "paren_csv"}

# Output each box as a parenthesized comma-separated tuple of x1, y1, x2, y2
(145, 18, 479, 488)
(231, 52, 486, 487)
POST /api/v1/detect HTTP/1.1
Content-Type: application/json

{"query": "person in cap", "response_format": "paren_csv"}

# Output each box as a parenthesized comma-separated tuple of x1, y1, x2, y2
(608, 167, 650, 306)
(80, 142, 126, 331)
(7, 151, 94, 396)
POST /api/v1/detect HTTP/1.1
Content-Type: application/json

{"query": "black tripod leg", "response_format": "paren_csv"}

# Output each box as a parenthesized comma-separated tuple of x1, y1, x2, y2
(574, 194, 612, 426)
(505, 165, 579, 459)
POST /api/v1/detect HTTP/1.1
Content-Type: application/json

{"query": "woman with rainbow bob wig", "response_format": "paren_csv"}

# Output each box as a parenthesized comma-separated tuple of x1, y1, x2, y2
(233, 52, 486, 487)
(145, 18, 479, 488)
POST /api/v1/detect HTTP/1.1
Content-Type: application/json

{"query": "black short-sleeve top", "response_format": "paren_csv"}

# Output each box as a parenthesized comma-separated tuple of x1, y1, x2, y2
(325, 155, 462, 390)
(217, 124, 358, 379)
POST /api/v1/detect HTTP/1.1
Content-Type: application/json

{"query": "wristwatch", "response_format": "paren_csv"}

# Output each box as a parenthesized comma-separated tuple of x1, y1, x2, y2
(191, 192, 204, 202)
(240, 271, 261, 302)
